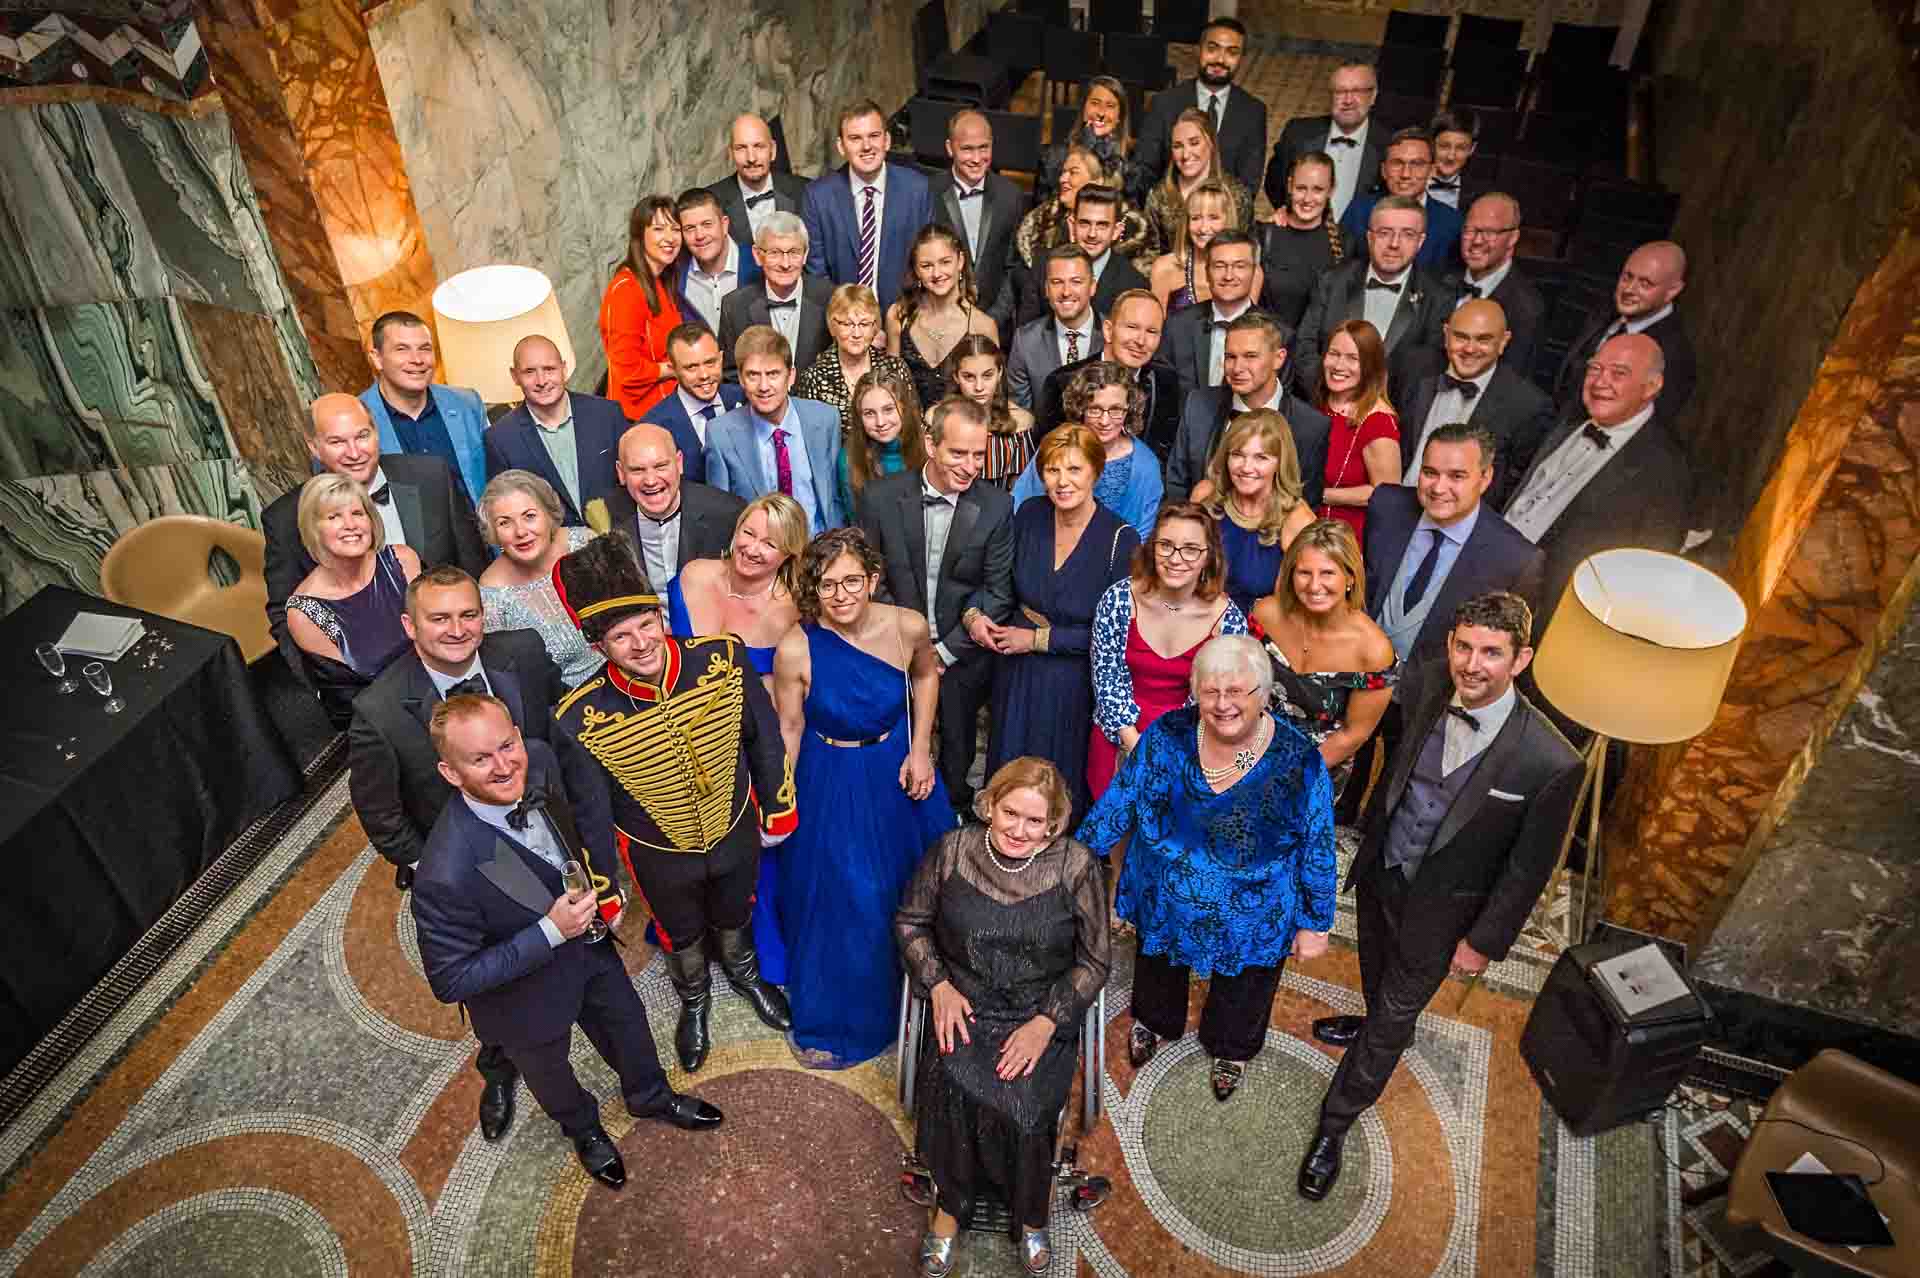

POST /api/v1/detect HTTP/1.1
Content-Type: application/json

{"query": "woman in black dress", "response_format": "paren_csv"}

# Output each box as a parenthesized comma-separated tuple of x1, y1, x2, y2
(1257, 150, 1344, 330)
(896, 757, 1111, 1278)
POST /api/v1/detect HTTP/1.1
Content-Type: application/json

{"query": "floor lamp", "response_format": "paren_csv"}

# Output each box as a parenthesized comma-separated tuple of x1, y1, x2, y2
(1529, 549, 1748, 945)
(431, 265, 576, 406)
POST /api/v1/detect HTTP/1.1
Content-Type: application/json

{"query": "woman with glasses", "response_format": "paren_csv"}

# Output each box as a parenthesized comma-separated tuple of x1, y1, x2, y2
(794, 283, 913, 437)
(599, 195, 685, 419)
(1188, 410, 1316, 614)
(1011, 361, 1162, 536)
(773, 527, 956, 1069)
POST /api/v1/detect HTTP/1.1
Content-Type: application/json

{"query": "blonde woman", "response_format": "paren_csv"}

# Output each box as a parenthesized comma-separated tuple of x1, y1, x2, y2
(1190, 409, 1317, 612)
(1149, 179, 1255, 315)
(1142, 110, 1254, 267)
(668, 491, 807, 684)
(793, 283, 913, 435)
(285, 473, 420, 724)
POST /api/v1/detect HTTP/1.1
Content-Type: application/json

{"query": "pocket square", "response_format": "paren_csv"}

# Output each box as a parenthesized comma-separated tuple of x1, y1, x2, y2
(1489, 788, 1525, 802)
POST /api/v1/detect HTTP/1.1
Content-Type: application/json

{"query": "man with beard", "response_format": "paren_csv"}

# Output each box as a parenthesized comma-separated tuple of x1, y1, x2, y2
(1133, 17, 1270, 196)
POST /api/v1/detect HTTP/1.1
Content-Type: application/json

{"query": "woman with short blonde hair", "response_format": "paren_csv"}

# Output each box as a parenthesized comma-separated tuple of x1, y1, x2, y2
(286, 473, 419, 725)
(795, 283, 913, 434)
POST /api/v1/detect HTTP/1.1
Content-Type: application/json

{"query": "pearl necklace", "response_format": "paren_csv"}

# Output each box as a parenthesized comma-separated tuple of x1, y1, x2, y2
(1197, 716, 1271, 781)
(985, 827, 1039, 874)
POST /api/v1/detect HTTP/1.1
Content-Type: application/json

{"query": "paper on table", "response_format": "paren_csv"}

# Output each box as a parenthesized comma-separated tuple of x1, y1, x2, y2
(1784, 1152, 1892, 1253)
(1592, 942, 1690, 1018)
(56, 612, 145, 661)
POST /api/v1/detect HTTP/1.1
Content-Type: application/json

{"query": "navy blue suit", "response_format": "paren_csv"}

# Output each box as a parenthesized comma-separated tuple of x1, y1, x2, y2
(482, 392, 628, 527)
(640, 385, 745, 486)
(802, 163, 934, 313)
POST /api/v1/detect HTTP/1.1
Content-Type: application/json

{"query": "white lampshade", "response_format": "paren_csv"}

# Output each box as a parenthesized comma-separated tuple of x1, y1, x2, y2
(431, 265, 575, 404)
(1531, 549, 1748, 744)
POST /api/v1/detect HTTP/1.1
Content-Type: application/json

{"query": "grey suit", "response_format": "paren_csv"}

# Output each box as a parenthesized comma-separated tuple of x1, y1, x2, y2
(1007, 313, 1104, 410)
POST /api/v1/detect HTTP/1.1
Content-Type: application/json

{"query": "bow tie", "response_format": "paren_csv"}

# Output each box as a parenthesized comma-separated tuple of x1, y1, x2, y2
(924, 489, 955, 508)
(1328, 134, 1359, 148)
(1581, 422, 1614, 450)
(369, 482, 391, 504)
(743, 190, 775, 208)
(1456, 282, 1481, 299)
(1430, 177, 1460, 191)
(1446, 704, 1480, 731)
(955, 186, 984, 200)
(446, 673, 487, 698)
(1442, 374, 1481, 401)
(506, 790, 546, 832)
(1365, 276, 1402, 292)
(766, 297, 797, 310)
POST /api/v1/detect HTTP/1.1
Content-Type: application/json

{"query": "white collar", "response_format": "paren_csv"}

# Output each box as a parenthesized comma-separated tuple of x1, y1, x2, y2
(1623, 303, 1674, 334)
(425, 654, 486, 698)
(920, 466, 959, 505)
(1451, 680, 1517, 737)
(690, 239, 739, 281)
(1057, 311, 1094, 338)
(1586, 402, 1655, 448)
(1444, 365, 1496, 393)
(849, 165, 887, 199)
(1366, 266, 1410, 290)
(737, 174, 772, 198)
(463, 791, 528, 837)
(1088, 248, 1112, 279)
(764, 277, 800, 303)
(1210, 298, 1251, 324)
(952, 170, 985, 196)
(1331, 117, 1369, 145)
(368, 464, 392, 500)
(1465, 258, 1512, 296)
(677, 386, 724, 418)
(1231, 383, 1284, 413)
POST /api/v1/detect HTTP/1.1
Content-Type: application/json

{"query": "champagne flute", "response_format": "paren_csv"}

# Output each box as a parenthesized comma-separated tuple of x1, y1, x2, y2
(36, 643, 77, 694)
(82, 661, 125, 714)
(561, 859, 608, 943)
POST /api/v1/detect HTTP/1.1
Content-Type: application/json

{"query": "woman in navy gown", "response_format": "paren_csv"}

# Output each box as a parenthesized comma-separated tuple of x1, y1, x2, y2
(984, 426, 1140, 822)
(773, 527, 956, 1067)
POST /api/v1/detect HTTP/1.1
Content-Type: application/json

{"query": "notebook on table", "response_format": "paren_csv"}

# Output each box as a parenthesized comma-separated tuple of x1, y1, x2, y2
(56, 611, 145, 661)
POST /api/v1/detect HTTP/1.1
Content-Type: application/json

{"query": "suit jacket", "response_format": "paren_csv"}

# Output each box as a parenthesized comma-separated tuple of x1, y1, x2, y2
(482, 392, 627, 527)
(360, 383, 490, 505)
(639, 385, 746, 485)
(1293, 258, 1449, 402)
(1504, 411, 1692, 632)
(1340, 192, 1464, 273)
(858, 468, 1015, 659)
(263, 452, 486, 687)
(1395, 364, 1556, 509)
(708, 171, 810, 257)
(1264, 114, 1384, 212)
(1351, 677, 1583, 962)
(717, 276, 835, 382)
(1007, 313, 1103, 410)
(1446, 264, 1547, 386)
(410, 739, 621, 1048)
(803, 162, 935, 313)
(702, 397, 846, 531)
(1135, 80, 1270, 198)
(1165, 385, 1332, 510)
(347, 630, 568, 868)
(590, 480, 746, 580)
(671, 242, 764, 331)
(929, 170, 1030, 329)
(1158, 301, 1228, 401)
(1036, 358, 1182, 461)
(1092, 251, 1150, 318)
(1553, 308, 1699, 425)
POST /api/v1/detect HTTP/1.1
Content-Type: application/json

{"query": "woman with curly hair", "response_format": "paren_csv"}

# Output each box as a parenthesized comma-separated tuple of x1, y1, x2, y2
(1010, 360, 1163, 535)
(887, 224, 999, 411)
(943, 334, 1034, 490)
(772, 527, 957, 1068)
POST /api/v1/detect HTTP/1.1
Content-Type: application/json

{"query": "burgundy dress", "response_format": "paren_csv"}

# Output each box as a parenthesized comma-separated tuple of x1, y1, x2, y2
(1320, 408, 1399, 542)
(1085, 618, 1210, 798)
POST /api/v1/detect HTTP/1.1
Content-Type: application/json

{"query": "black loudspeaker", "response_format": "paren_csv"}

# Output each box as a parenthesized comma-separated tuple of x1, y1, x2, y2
(1520, 939, 1715, 1136)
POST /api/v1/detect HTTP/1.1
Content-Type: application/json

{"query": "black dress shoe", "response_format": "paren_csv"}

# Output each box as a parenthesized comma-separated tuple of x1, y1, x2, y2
(394, 863, 415, 891)
(572, 1127, 626, 1188)
(635, 1092, 723, 1131)
(662, 943, 714, 1073)
(1298, 1127, 1345, 1201)
(478, 1077, 514, 1142)
(1312, 1015, 1364, 1047)
(712, 925, 793, 1032)
(1210, 1058, 1245, 1101)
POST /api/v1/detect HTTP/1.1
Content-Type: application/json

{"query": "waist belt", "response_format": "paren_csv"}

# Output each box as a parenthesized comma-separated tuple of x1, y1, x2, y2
(815, 726, 893, 748)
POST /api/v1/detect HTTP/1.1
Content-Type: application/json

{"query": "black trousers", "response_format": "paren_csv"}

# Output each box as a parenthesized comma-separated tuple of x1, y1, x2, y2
(1336, 698, 1405, 825)
(505, 944, 672, 1139)
(1131, 946, 1285, 1062)
(1318, 859, 1457, 1134)
(475, 1041, 517, 1085)
(936, 650, 994, 814)
(618, 823, 759, 951)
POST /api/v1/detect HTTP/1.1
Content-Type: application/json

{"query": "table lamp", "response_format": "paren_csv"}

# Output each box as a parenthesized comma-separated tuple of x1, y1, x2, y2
(1530, 548, 1748, 942)
(431, 265, 575, 405)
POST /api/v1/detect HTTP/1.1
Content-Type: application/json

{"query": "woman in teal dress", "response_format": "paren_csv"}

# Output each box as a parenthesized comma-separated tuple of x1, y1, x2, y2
(773, 527, 956, 1067)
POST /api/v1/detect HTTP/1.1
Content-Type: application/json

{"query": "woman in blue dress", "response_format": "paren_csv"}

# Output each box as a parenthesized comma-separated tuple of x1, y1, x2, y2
(1077, 633, 1336, 1102)
(1188, 410, 1316, 614)
(773, 527, 956, 1067)
(662, 492, 806, 981)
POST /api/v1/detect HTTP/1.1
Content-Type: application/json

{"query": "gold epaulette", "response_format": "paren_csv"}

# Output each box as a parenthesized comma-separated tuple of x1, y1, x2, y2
(556, 675, 604, 719)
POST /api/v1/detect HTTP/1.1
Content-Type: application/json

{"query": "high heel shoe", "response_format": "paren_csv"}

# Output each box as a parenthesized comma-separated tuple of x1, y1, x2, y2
(918, 1229, 957, 1277)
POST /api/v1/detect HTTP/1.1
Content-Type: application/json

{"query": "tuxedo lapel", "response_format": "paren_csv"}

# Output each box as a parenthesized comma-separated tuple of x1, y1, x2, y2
(940, 185, 965, 235)
(898, 486, 930, 610)
(941, 491, 980, 581)
(974, 189, 999, 257)
(749, 293, 773, 328)
(478, 832, 560, 917)
(1339, 268, 1366, 325)
(390, 481, 427, 551)
(1385, 283, 1420, 351)
(1387, 681, 1451, 813)
(1432, 698, 1529, 850)
(402, 655, 437, 731)
(488, 662, 526, 727)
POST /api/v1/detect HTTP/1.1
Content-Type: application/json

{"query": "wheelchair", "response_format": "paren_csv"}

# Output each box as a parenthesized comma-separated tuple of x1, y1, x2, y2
(893, 972, 1112, 1225)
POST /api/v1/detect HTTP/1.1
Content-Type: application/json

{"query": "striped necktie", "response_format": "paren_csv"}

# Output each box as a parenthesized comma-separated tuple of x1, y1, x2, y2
(857, 185, 879, 290)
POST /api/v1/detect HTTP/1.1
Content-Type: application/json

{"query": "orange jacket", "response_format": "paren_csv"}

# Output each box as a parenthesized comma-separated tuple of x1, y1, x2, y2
(598, 265, 682, 420)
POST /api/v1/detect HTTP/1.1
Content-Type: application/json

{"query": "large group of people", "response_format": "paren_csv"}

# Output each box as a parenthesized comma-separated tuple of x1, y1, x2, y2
(253, 18, 1701, 1273)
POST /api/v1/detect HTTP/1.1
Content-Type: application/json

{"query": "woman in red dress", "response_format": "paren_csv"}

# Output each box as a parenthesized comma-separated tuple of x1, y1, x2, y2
(1315, 319, 1401, 543)
(598, 195, 684, 420)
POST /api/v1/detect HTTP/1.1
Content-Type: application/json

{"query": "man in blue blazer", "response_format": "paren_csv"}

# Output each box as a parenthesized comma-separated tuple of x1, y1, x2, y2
(802, 98, 933, 314)
(671, 188, 763, 334)
(1339, 128, 1464, 272)
(361, 310, 491, 505)
(482, 336, 626, 526)
(640, 324, 743, 486)
(412, 695, 721, 1189)
(704, 325, 845, 533)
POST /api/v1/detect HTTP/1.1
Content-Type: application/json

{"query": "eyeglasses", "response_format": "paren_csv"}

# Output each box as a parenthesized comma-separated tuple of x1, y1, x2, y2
(816, 574, 872, 598)
(1462, 225, 1519, 240)
(834, 315, 878, 332)
(1209, 260, 1255, 275)
(1153, 540, 1208, 563)
(1367, 228, 1423, 244)
(761, 247, 807, 262)
(1082, 405, 1130, 422)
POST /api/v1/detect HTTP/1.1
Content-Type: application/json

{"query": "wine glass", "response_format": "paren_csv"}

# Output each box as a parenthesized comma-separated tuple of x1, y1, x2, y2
(82, 661, 125, 714)
(36, 643, 77, 694)
(561, 860, 608, 943)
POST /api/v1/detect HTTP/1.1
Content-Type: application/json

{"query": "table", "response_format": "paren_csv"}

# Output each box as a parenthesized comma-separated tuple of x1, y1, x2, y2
(0, 586, 300, 1077)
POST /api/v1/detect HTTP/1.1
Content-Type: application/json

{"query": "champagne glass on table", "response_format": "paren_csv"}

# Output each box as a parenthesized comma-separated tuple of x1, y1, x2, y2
(36, 643, 77, 694)
(562, 860, 608, 943)
(82, 661, 125, 714)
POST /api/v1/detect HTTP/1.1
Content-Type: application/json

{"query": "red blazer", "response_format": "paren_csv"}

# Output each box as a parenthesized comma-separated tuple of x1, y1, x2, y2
(598, 265, 681, 420)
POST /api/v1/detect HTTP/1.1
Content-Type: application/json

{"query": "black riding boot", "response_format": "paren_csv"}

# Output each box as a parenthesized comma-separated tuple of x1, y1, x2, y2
(662, 940, 713, 1072)
(713, 924, 793, 1032)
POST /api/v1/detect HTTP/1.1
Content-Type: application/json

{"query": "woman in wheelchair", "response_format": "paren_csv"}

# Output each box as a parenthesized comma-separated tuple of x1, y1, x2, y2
(895, 758, 1112, 1277)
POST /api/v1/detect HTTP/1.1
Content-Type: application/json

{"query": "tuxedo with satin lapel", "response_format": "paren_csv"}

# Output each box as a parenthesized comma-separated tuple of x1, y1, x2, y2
(707, 171, 809, 257)
(1292, 257, 1449, 402)
(1263, 113, 1384, 210)
(1135, 80, 1270, 197)
(640, 385, 746, 486)
(1396, 364, 1556, 510)
(482, 391, 628, 527)
(716, 276, 835, 382)
(1552, 307, 1698, 423)
(1442, 265, 1548, 388)
(594, 480, 746, 578)
(1159, 301, 1217, 401)
(929, 170, 1030, 329)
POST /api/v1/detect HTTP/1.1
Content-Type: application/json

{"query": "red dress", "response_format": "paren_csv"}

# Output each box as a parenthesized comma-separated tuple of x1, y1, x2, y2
(599, 265, 682, 420)
(1085, 616, 1211, 798)
(1320, 408, 1399, 542)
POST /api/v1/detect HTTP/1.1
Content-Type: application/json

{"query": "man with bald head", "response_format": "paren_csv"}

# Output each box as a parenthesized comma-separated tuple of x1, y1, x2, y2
(1444, 191, 1546, 379)
(595, 422, 744, 589)
(264, 393, 486, 686)
(482, 335, 627, 526)
(1553, 240, 1697, 421)
(708, 113, 808, 258)
(1396, 298, 1555, 510)
(929, 109, 1030, 330)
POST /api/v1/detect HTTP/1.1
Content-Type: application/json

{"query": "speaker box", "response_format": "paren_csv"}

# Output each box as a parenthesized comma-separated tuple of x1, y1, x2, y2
(1520, 939, 1715, 1136)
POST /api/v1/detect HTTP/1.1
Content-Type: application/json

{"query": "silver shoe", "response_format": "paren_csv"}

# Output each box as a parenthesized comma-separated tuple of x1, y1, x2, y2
(1022, 1226, 1051, 1274)
(918, 1229, 957, 1278)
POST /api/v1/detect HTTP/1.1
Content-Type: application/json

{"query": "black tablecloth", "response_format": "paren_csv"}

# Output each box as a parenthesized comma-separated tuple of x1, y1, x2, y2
(0, 586, 300, 1076)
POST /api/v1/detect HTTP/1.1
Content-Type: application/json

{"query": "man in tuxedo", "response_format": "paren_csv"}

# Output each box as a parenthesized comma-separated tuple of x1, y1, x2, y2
(1339, 128, 1464, 271)
(1035, 289, 1180, 460)
(672, 188, 761, 334)
(1445, 193, 1546, 382)
(1133, 17, 1269, 195)
(265, 394, 486, 685)
(803, 98, 934, 313)
(1160, 230, 1259, 399)
(1426, 108, 1477, 209)
(1007, 245, 1102, 409)
(718, 212, 833, 382)
(709, 113, 809, 259)
(1300, 592, 1581, 1200)
(857, 398, 1015, 817)
(704, 325, 844, 532)
(1395, 299, 1555, 510)
(482, 336, 626, 527)
(1295, 196, 1449, 400)
(412, 694, 722, 1188)
(640, 325, 743, 485)
(929, 110, 1030, 330)
(594, 423, 745, 587)
(347, 566, 569, 1138)
(1505, 333, 1691, 635)
(1264, 60, 1383, 220)
(1167, 313, 1332, 508)
(360, 310, 490, 504)
(1073, 184, 1150, 316)
(1553, 240, 1696, 421)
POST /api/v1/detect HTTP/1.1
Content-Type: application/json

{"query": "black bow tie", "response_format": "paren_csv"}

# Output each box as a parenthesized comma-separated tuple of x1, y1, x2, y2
(1581, 422, 1614, 450)
(1329, 134, 1359, 148)
(1430, 177, 1460, 191)
(446, 674, 487, 699)
(1442, 374, 1481, 401)
(924, 490, 954, 508)
(743, 190, 775, 208)
(506, 790, 546, 832)
(766, 297, 797, 310)
(1457, 282, 1481, 299)
(1446, 704, 1480, 731)
(369, 482, 391, 503)
(1365, 276, 1402, 292)
(955, 186, 984, 200)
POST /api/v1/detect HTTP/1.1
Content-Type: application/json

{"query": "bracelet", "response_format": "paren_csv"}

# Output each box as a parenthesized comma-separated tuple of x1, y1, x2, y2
(1034, 625, 1051, 653)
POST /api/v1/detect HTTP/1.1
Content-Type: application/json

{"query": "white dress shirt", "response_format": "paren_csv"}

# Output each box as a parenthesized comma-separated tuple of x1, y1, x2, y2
(921, 468, 961, 667)
(764, 278, 803, 349)
(951, 171, 986, 259)
(366, 464, 413, 552)
(1443, 681, 1516, 776)
(634, 504, 682, 585)
(1055, 313, 1096, 365)
(426, 656, 489, 699)
(682, 240, 741, 332)
(1198, 83, 1227, 124)
(1454, 258, 1512, 310)
(1505, 403, 1655, 542)
(1326, 118, 1371, 220)
(1404, 365, 1494, 483)
(1361, 267, 1408, 338)
(738, 175, 777, 239)
(850, 165, 888, 284)
(462, 793, 570, 947)
(1207, 299, 1251, 386)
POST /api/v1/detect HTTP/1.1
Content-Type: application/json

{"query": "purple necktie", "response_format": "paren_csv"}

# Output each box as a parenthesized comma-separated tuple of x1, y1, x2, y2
(857, 185, 878, 290)
(771, 427, 795, 497)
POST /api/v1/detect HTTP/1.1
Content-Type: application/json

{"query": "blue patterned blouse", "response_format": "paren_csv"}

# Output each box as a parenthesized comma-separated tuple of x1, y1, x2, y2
(1076, 705, 1336, 976)
(1088, 579, 1248, 743)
